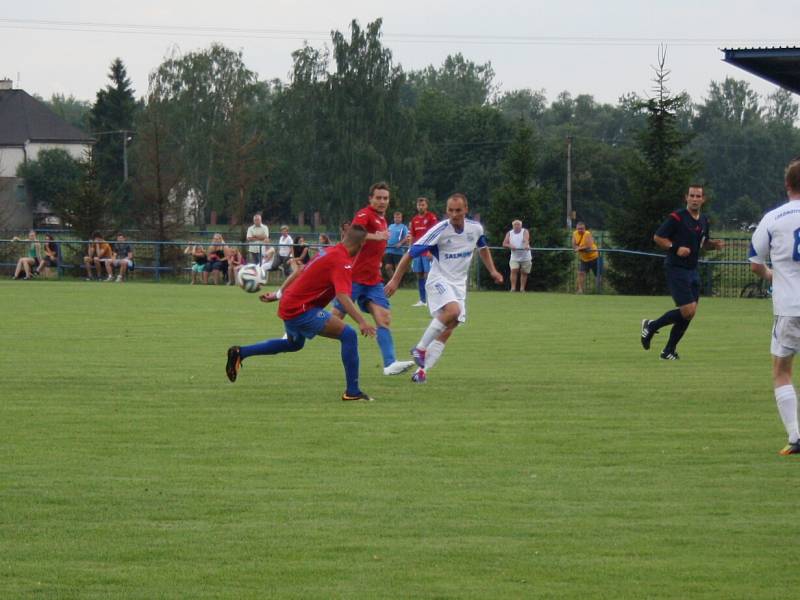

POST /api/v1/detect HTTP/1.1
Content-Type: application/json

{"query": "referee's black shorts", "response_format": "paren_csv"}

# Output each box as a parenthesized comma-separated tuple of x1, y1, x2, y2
(665, 265, 700, 307)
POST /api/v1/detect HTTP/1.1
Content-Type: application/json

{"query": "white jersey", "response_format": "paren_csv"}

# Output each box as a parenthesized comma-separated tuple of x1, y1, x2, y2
(411, 218, 487, 296)
(507, 228, 532, 262)
(749, 199, 800, 316)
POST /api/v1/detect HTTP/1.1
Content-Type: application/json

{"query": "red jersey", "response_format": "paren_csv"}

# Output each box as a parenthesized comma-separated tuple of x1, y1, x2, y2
(350, 204, 387, 285)
(278, 244, 354, 320)
(410, 211, 439, 242)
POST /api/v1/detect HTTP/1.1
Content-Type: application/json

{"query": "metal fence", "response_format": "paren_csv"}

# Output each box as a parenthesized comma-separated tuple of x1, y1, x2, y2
(0, 235, 762, 297)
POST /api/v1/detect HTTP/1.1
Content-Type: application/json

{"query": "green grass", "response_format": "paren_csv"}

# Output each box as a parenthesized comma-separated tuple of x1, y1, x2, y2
(1, 281, 798, 598)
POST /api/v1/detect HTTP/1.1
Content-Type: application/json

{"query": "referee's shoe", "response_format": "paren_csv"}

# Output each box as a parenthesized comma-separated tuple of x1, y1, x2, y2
(640, 319, 655, 350)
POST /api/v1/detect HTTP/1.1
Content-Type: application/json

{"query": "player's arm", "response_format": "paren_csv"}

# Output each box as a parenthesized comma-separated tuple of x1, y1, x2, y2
(259, 266, 304, 303)
(384, 251, 414, 297)
(748, 220, 771, 281)
(502, 231, 512, 249)
(523, 229, 531, 249)
(750, 262, 772, 281)
(478, 245, 503, 284)
(335, 293, 376, 336)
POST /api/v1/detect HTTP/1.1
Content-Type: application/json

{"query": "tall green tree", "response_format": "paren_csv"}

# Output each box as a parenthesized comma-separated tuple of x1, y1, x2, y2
(404, 53, 497, 108)
(607, 51, 700, 294)
(43, 93, 92, 132)
(148, 44, 262, 225)
(692, 78, 797, 224)
(18, 149, 110, 239)
(129, 96, 185, 241)
(16, 148, 83, 211)
(326, 19, 421, 219)
(486, 122, 567, 289)
(89, 58, 137, 219)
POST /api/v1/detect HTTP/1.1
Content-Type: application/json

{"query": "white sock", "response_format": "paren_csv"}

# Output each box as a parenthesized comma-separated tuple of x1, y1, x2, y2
(417, 318, 447, 350)
(424, 340, 446, 370)
(775, 385, 800, 443)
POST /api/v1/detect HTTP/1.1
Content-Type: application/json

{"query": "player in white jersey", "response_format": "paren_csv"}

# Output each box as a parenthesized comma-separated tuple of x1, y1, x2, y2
(384, 193, 503, 382)
(749, 156, 800, 455)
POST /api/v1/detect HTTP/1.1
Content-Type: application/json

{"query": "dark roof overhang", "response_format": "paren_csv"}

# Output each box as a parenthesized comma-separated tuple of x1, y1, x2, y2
(722, 47, 800, 95)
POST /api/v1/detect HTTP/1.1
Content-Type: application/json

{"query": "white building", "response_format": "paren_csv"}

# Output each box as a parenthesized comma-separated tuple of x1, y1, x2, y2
(0, 79, 93, 229)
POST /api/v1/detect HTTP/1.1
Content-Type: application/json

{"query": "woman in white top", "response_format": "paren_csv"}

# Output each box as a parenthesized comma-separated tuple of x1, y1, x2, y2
(502, 220, 532, 292)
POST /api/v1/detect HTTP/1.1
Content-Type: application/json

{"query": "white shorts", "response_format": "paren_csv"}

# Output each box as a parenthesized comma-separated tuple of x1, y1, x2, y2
(771, 316, 800, 357)
(509, 259, 532, 273)
(111, 258, 134, 268)
(426, 279, 467, 323)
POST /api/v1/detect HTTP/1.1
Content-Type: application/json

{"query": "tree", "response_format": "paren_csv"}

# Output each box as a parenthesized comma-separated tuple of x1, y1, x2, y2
(148, 44, 261, 225)
(129, 97, 185, 241)
(16, 148, 82, 211)
(19, 149, 110, 239)
(692, 78, 797, 218)
(606, 49, 700, 295)
(495, 88, 548, 124)
(61, 160, 112, 239)
(89, 58, 138, 220)
(486, 122, 567, 290)
(405, 53, 497, 108)
(43, 94, 92, 132)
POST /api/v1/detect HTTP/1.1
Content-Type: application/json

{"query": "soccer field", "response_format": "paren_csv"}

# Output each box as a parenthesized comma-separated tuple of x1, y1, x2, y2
(1, 281, 797, 598)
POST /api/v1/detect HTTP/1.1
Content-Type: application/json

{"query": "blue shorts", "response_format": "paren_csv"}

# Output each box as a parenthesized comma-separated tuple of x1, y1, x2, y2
(412, 256, 431, 273)
(332, 282, 391, 313)
(283, 308, 332, 341)
(666, 266, 700, 307)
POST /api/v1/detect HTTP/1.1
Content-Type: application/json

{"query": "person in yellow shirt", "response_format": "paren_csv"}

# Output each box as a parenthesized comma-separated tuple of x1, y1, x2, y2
(83, 232, 113, 281)
(572, 221, 600, 294)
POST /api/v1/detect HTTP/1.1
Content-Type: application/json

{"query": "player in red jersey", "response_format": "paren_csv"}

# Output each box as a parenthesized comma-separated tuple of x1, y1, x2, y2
(225, 225, 377, 402)
(332, 182, 414, 376)
(408, 196, 438, 306)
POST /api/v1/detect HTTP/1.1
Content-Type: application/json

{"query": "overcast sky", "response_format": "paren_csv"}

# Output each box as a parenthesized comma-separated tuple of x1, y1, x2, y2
(1, 0, 796, 107)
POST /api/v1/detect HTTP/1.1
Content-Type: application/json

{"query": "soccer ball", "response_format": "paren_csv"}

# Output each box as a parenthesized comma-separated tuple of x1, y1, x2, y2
(237, 264, 265, 293)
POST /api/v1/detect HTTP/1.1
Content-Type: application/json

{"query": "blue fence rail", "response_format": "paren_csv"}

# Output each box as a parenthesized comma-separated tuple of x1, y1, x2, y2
(1, 236, 764, 297)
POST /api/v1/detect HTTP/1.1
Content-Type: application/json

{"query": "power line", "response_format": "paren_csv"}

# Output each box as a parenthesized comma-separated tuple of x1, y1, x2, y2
(0, 18, 794, 47)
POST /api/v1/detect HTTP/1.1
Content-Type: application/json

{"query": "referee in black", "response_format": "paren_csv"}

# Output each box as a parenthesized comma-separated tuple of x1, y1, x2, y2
(640, 185, 725, 359)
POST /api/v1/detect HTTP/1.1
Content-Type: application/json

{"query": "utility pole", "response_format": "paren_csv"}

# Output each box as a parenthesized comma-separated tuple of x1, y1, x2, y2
(122, 130, 129, 182)
(566, 135, 573, 230)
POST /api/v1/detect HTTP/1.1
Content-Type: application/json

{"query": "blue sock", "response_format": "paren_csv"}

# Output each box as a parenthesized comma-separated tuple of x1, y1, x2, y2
(376, 326, 396, 367)
(240, 336, 304, 359)
(418, 278, 427, 303)
(339, 325, 361, 396)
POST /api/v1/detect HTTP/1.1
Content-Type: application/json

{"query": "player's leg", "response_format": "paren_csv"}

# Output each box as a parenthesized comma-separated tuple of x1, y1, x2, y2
(576, 269, 585, 294)
(317, 314, 371, 400)
(412, 301, 460, 364)
(412, 256, 428, 306)
(226, 323, 306, 382)
(363, 287, 413, 375)
(774, 354, 799, 453)
(413, 319, 458, 383)
(412, 291, 464, 382)
(769, 317, 800, 454)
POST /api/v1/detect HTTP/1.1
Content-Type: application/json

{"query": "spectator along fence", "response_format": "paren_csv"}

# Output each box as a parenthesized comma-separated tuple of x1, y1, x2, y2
(0, 232, 764, 298)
